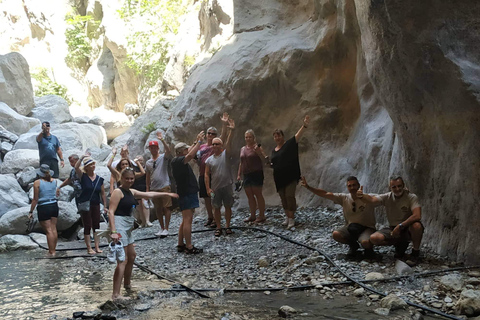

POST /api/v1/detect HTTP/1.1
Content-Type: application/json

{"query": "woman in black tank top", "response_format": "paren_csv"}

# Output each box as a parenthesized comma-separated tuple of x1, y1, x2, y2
(108, 167, 179, 301)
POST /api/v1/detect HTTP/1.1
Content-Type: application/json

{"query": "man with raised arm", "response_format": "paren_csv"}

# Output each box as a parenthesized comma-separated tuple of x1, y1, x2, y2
(145, 130, 173, 237)
(301, 176, 379, 258)
(172, 131, 206, 254)
(36, 121, 64, 178)
(204, 117, 235, 237)
(357, 176, 424, 266)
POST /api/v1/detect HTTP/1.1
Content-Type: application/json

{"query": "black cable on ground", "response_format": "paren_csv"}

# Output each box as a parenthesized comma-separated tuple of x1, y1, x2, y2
(29, 227, 468, 319)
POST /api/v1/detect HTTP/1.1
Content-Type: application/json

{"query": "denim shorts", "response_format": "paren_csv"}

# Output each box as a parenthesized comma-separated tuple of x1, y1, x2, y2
(179, 193, 200, 211)
(114, 215, 135, 246)
(212, 185, 234, 209)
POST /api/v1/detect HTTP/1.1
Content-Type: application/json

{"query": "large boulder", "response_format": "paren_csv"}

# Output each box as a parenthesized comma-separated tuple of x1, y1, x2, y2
(0, 201, 79, 235)
(31, 95, 73, 124)
(0, 149, 39, 174)
(14, 122, 107, 151)
(0, 174, 30, 218)
(455, 290, 480, 317)
(0, 234, 39, 251)
(0, 102, 40, 135)
(0, 52, 35, 115)
(16, 166, 37, 187)
(89, 107, 133, 141)
(0, 125, 19, 144)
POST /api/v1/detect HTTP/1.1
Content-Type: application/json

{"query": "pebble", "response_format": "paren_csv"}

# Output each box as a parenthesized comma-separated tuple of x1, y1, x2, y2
(278, 305, 297, 318)
(374, 308, 390, 316)
(444, 296, 453, 303)
(353, 288, 365, 297)
(369, 294, 380, 301)
(365, 272, 384, 280)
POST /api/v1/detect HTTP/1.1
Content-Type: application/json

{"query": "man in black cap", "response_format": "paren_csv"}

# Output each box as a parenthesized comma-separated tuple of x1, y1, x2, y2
(36, 121, 64, 178)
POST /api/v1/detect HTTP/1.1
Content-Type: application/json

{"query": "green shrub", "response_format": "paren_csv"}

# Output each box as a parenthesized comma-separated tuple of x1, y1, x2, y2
(31, 68, 72, 104)
(64, 14, 96, 71)
(141, 122, 157, 134)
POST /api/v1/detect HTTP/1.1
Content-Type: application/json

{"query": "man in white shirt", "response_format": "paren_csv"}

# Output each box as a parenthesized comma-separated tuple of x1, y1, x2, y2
(146, 131, 172, 237)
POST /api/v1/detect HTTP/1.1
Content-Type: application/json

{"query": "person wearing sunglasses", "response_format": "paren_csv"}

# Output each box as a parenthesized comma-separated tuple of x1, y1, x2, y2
(196, 112, 231, 228)
(204, 117, 235, 236)
(301, 176, 379, 259)
(36, 121, 64, 178)
(146, 130, 173, 237)
(358, 176, 423, 266)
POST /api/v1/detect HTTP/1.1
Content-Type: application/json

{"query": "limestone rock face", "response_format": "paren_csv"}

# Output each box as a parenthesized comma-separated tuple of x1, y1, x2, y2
(0, 174, 30, 218)
(0, 102, 41, 136)
(0, 53, 35, 115)
(31, 95, 73, 124)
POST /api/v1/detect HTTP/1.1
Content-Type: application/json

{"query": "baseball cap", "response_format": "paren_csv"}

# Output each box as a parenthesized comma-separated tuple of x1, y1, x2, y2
(148, 140, 159, 147)
(174, 142, 190, 153)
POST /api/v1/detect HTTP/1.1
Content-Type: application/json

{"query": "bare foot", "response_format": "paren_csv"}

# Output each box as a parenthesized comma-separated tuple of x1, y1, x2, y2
(95, 248, 103, 253)
(87, 249, 96, 254)
(47, 252, 56, 257)
(112, 295, 131, 301)
(254, 217, 267, 223)
(244, 216, 256, 223)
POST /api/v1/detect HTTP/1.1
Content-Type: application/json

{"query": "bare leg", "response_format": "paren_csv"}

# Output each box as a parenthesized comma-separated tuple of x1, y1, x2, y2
(204, 197, 214, 221)
(214, 207, 222, 230)
(112, 250, 127, 299)
(225, 206, 232, 228)
(182, 210, 194, 248)
(370, 232, 390, 246)
(123, 244, 136, 289)
(84, 233, 95, 254)
(410, 222, 424, 251)
(93, 231, 102, 253)
(244, 187, 257, 221)
(252, 186, 265, 221)
(155, 207, 164, 230)
(141, 199, 150, 227)
(178, 220, 185, 246)
(40, 219, 57, 256)
(332, 231, 350, 244)
(164, 207, 171, 231)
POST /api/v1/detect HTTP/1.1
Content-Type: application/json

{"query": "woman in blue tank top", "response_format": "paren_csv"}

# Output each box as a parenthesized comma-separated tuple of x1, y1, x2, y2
(29, 164, 59, 256)
(108, 167, 179, 301)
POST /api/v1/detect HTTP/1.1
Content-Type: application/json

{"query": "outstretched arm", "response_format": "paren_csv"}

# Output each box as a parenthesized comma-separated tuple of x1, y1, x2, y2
(184, 131, 205, 164)
(356, 186, 381, 204)
(295, 115, 310, 143)
(131, 189, 179, 200)
(300, 176, 336, 201)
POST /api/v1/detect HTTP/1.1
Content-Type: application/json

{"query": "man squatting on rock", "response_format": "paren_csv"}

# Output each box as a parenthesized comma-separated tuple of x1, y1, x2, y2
(301, 176, 380, 258)
(172, 131, 206, 254)
(145, 130, 173, 238)
(358, 176, 424, 266)
(37, 121, 65, 178)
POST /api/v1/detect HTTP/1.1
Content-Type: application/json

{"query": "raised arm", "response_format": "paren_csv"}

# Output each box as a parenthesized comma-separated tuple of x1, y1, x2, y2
(36, 123, 46, 143)
(225, 118, 235, 155)
(219, 112, 229, 143)
(300, 176, 336, 201)
(75, 154, 86, 179)
(184, 131, 205, 164)
(133, 158, 145, 178)
(295, 115, 310, 143)
(356, 186, 381, 204)
(107, 147, 120, 183)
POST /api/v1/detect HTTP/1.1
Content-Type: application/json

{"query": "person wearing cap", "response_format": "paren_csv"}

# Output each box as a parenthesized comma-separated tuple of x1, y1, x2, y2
(75, 153, 108, 254)
(205, 117, 235, 237)
(172, 131, 205, 254)
(36, 121, 64, 178)
(196, 113, 230, 228)
(145, 131, 173, 237)
(29, 164, 59, 256)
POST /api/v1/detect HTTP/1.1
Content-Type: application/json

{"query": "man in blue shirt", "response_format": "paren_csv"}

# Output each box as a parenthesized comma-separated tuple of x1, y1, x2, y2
(36, 121, 64, 178)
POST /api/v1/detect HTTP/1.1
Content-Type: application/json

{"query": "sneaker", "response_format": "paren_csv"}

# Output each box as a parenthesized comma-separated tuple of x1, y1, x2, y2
(282, 217, 289, 226)
(287, 218, 295, 229)
(107, 242, 116, 264)
(115, 241, 125, 262)
(160, 229, 169, 238)
(146, 221, 153, 227)
(155, 229, 164, 237)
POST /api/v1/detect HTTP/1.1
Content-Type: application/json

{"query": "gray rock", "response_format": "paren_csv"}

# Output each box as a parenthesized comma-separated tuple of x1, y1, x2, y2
(88, 108, 132, 141)
(395, 259, 414, 275)
(468, 271, 480, 278)
(31, 95, 73, 124)
(16, 166, 37, 187)
(278, 305, 296, 318)
(1, 141, 13, 154)
(380, 294, 407, 310)
(0, 102, 40, 136)
(369, 294, 381, 301)
(0, 52, 35, 115)
(258, 256, 269, 267)
(373, 308, 390, 316)
(0, 174, 30, 218)
(0, 149, 39, 174)
(0, 234, 38, 251)
(73, 116, 90, 124)
(455, 289, 480, 316)
(439, 274, 464, 292)
(365, 272, 384, 281)
(134, 303, 151, 311)
(0, 125, 19, 143)
(353, 288, 365, 297)
(467, 277, 480, 285)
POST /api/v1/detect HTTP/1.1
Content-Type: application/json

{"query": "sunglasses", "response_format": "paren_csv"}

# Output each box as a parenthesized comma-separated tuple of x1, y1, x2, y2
(45, 123, 50, 127)
(207, 132, 217, 136)
(212, 143, 221, 146)
(124, 167, 135, 172)
(153, 160, 156, 169)
(352, 202, 356, 212)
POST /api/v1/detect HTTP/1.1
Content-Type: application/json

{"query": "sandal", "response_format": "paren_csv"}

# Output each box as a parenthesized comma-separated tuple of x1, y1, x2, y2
(225, 228, 234, 235)
(186, 246, 203, 254)
(177, 244, 186, 253)
(204, 219, 213, 227)
(214, 229, 222, 237)
(244, 217, 256, 223)
(209, 222, 217, 229)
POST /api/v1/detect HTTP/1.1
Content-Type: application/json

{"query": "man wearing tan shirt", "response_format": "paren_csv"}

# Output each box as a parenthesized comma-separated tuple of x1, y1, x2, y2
(301, 176, 380, 259)
(358, 176, 424, 266)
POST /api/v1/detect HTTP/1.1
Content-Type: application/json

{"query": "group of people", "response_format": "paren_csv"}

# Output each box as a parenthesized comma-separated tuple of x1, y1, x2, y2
(29, 114, 424, 300)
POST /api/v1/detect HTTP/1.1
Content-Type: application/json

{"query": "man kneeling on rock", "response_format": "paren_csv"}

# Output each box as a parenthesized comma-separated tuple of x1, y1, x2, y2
(358, 176, 424, 266)
(301, 176, 379, 259)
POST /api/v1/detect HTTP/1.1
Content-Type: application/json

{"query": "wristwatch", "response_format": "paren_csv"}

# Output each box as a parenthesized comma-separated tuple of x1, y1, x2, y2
(398, 223, 404, 229)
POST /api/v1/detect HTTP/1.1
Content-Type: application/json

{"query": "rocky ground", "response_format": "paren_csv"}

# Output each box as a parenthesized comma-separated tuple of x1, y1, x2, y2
(35, 205, 479, 320)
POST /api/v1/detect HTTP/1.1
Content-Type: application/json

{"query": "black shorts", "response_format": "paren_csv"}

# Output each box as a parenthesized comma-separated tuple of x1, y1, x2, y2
(37, 202, 59, 221)
(243, 171, 264, 187)
(41, 159, 60, 178)
(198, 175, 211, 198)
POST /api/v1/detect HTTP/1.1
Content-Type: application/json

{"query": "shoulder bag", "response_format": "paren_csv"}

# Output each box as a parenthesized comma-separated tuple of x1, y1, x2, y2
(77, 176, 100, 212)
